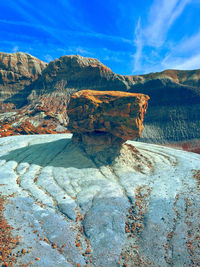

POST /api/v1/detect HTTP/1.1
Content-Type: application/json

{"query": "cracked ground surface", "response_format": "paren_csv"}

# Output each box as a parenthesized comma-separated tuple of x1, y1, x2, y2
(0, 134, 200, 267)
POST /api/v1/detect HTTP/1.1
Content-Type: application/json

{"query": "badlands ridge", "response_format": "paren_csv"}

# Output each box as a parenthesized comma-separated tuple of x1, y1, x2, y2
(0, 52, 200, 153)
(0, 54, 200, 266)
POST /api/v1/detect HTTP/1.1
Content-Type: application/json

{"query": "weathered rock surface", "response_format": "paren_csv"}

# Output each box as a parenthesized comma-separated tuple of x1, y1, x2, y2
(0, 99, 70, 138)
(131, 76, 200, 148)
(0, 52, 47, 111)
(0, 134, 200, 266)
(68, 90, 149, 152)
(28, 55, 130, 97)
(0, 53, 200, 153)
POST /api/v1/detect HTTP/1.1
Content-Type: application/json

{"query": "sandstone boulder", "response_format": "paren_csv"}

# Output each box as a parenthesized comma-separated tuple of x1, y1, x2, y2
(68, 90, 149, 152)
(1, 53, 200, 156)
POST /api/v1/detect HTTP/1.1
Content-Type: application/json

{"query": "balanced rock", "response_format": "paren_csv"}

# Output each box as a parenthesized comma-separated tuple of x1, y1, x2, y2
(68, 90, 149, 153)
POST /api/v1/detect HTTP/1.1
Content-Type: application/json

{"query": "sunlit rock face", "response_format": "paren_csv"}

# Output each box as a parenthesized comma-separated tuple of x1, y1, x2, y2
(1, 53, 200, 155)
(0, 52, 47, 110)
(68, 90, 149, 154)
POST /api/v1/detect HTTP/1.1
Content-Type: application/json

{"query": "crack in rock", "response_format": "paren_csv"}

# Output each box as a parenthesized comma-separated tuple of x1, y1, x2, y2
(0, 134, 199, 267)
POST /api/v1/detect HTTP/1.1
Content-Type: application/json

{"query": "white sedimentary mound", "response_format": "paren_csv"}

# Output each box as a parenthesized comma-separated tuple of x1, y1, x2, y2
(0, 134, 199, 266)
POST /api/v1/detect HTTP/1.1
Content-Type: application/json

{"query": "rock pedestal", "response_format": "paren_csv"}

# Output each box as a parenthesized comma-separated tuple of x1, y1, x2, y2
(68, 90, 149, 155)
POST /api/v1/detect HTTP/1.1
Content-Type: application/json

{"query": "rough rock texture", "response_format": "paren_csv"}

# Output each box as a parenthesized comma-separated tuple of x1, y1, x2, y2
(23, 55, 132, 127)
(0, 134, 200, 266)
(0, 100, 69, 138)
(68, 90, 149, 153)
(131, 76, 200, 147)
(0, 53, 200, 153)
(24, 55, 133, 130)
(28, 55, 130, 97)
(0, 52, 47, 111)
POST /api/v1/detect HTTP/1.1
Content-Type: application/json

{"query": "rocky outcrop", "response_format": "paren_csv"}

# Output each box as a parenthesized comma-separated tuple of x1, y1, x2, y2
(0, 101, 70, 137)
(68, 90, 149, 154)
(0, 134, 200, 266)
(0, 53, 200, 154)
(130, 77, 200, 148)
(135, 68, 200, 87)
(26, 55, 133, 118)
(28, 55, 200, 98)
(0, 55, 131, 137)
(0, 52, 47, 110)
(28, 55, 129, 96)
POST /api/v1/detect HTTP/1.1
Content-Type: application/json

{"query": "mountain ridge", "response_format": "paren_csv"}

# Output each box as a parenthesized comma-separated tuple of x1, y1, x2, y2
(0, 52, 47, 111)
(0, 52, 199, 153)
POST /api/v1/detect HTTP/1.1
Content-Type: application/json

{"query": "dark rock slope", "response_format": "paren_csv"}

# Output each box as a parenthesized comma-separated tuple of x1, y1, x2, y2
(130, 74, 200, 152)
(0, 53, 199, 153)
(26, 55, 132, 115)
(0, 52, 47, 110)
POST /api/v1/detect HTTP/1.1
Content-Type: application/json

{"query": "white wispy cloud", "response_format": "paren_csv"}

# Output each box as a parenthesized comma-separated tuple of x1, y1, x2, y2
(163, 53, 200, 70)
(175, 54, 200, 69)
(16, 0, 56, 25)
(7, 0, 65, 45)
(145, 0, 191, 47)
(133, 18, 143, 73)
(44, 54, 53, 62)
(0, 17, 132, 50)
(132, 0, 192, 73)
(0, 19, 33, 27)
(12, 46, 19, 53)
(161, 28, 200, 70)
(175, 30, 200, 53)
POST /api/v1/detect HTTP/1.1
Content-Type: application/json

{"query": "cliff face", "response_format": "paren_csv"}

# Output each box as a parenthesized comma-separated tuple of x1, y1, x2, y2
(129, 76, 200, 152)
(26, 55, 132, 114)
(127, 68, 200, 87)
(0, 53, 200, 153)
(29, 55, 129, 95)
(0, 52, 47, 111)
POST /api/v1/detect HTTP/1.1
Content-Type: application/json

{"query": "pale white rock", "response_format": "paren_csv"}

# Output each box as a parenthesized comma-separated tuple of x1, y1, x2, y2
(0, 134, 199, 267)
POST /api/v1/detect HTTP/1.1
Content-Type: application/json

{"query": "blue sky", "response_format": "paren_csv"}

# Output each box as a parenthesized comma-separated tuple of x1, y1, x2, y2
(0, 0, 200, 75)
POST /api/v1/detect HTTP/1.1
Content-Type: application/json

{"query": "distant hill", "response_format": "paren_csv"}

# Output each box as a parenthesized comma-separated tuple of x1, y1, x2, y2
(0, 52, 47, 110)
(0, 52, 200, 153)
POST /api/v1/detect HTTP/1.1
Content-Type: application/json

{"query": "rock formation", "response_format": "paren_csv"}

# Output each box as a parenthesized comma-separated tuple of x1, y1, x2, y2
(28, 55, 129, 97)
(0, 52, 47, 111)
(130, 76, 200, 153)
(68, 90, 149, 155)
(0, 134, 200, 266)
(0, 53, 200, 153)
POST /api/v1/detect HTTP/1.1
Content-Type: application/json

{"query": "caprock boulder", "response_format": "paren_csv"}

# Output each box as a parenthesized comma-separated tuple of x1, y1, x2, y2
(0, 53, 200, 154)
(68, 90, 149, 153)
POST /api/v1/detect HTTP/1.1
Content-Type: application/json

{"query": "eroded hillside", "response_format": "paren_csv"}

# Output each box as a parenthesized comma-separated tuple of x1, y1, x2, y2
(0, 53, 200, 153)
(0, 134, 199, 266)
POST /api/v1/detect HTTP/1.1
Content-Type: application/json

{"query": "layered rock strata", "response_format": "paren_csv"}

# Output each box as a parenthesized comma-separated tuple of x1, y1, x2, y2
(0, 52, 47, 110)
(0, 53, 199, 154)
(68, 90, 149, 155)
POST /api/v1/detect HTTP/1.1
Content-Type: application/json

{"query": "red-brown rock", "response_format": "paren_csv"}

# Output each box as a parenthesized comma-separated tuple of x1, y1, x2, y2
(68, 90, 149, 150)
(1, 53, 200, 155)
